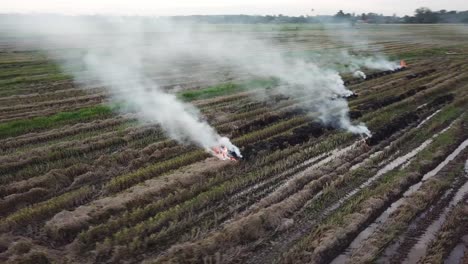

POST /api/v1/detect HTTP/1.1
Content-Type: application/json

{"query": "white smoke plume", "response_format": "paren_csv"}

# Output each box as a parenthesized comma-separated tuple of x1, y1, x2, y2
(344, 51, 400, 71)
(5, 15, 240, 156)
(353, 70, 366, 79)
(3, 15, 372, 143)
(320, 23, 400, 72)
(167, 29, 372, 136)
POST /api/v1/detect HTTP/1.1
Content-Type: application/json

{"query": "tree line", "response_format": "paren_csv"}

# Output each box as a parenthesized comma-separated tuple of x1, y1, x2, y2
(1, 7, 467, 24)
(169, 8, 468, 24)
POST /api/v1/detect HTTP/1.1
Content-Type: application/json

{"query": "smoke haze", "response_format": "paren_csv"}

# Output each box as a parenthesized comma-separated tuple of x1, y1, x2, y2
(320, 22, 400, 72)
(1, 15, 401, 149)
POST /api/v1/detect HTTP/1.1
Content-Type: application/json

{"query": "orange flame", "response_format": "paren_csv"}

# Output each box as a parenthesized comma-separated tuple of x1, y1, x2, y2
(211, 146, 238, 161)
(400, 60, 407, 68)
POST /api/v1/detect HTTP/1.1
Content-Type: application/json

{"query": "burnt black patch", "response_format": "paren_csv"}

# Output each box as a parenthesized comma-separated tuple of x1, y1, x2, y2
(358, 85, 429, 112)
(366, 112, 419, 146)
(241, 122, 328, 160)
(405, 69, 436, 80)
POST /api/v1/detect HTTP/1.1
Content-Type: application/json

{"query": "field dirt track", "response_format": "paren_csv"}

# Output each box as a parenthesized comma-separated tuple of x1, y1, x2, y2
(0, 24, 467, 264)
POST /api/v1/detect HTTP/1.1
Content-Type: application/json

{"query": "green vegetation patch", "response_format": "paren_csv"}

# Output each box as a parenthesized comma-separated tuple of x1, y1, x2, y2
(0, 77, 279, 139)
(178, 78, 279, 101)
(0, 105, 114, 139)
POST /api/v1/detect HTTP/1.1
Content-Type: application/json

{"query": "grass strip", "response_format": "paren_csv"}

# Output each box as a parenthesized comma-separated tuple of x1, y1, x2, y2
(0, 105, 114, 139)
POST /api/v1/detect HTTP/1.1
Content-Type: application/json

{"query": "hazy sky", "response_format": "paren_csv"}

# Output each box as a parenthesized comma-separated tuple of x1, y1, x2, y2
(2, 0, 467, 16)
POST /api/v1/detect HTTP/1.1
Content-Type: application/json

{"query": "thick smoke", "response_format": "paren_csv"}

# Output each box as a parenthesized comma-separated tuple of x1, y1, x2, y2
(79, 46, 242, 156)
(342, 51, 400, 71)
(5, 15, 373, 144)
(353, 70, 366, 79)
(6, 16, 241, 156)
(158, 25, 371, 136)
(321, 23, 400, 72)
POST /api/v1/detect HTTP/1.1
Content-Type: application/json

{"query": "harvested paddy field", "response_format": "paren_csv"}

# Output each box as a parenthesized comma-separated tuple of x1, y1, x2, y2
(0, 23, 467, 264)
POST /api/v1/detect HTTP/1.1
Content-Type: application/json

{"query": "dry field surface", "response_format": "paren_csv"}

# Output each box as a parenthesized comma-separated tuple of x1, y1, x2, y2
(0, 24, 467, 264)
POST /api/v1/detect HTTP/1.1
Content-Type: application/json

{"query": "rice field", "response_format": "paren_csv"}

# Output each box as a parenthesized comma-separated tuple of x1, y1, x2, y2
(0, 24, 467, 264)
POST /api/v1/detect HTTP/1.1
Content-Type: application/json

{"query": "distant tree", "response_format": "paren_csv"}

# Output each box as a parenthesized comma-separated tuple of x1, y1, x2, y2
(162, 10, 468, 25)
(296, 15, 307, 23)
(361, 13, 367, 21)
(335, 10, 346, 18)
(414, 7, 439, 23)
(403, 15, 414, 23)
(334, 10, 352, 23)
(264, 15, 275, 23)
